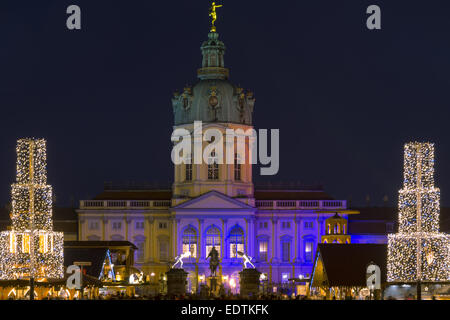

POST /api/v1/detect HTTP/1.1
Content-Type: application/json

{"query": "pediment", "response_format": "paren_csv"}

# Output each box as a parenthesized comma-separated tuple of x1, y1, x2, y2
(173, 191, 253, 210)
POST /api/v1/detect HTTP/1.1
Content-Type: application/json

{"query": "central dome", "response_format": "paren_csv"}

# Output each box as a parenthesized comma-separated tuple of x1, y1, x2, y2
(172, 33, 255, 126)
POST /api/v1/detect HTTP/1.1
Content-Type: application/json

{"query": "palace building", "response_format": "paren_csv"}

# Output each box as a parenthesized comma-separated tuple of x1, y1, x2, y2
(77, 22, 357, 293)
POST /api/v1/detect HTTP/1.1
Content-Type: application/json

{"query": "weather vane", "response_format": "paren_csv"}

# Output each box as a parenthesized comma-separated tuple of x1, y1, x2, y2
(209, 1, 223, 33)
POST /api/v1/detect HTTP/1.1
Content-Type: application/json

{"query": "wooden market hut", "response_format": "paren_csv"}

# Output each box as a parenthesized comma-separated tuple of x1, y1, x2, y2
(309, 244, 387, 299)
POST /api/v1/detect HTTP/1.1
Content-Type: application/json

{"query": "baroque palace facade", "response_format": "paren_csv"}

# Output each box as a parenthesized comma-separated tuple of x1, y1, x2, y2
(77, 28, 356, 293)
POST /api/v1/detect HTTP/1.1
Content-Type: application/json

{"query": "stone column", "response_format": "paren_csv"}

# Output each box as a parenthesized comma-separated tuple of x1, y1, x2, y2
(125, 217, 131, 241)
(271, 217, 279, 263)
(146, 216, 154, 262)
(102, 216, 108, 240)
(294, 217, 301, 263)
(221, 218, 227, 261)
(246, 217, 255, 257)
(222, 219, 230, 261)
(175, 161, 181, 183)
(317, 213, 322, 242)
(79, 218, 85, 240)
(171, 218, 179, 259)
(197, 219, 204, 262)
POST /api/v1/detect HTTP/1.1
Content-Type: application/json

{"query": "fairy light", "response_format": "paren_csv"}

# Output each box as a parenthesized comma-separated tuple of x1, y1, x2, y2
(0, 138, 64, 280)
(387, 142, 449, 282)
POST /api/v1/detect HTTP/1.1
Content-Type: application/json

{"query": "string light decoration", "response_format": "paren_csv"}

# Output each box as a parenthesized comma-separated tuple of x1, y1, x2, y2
(0, 138, 64, 280)
(387, 142, 449, 282)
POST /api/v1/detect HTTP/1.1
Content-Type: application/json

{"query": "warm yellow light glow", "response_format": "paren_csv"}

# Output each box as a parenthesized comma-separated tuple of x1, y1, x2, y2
(22, 234, 30, 253)
(8, 288, 16, 297)
(38, 233, 48, 253)
(388, 142, 449, 282)
(0, 139, 64, 280)
(9, 233, 16, 253)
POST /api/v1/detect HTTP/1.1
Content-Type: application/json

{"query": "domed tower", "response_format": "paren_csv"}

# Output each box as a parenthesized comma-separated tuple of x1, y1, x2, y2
(321, 213, 351, 244)
(171, 7, 255, 205)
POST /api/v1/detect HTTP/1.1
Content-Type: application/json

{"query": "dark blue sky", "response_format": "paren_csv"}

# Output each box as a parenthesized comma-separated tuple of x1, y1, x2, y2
(0, 0, 449, 207)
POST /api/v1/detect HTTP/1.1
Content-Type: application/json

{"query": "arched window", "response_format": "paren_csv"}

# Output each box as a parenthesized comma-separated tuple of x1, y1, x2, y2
(206, 226, 221, 258)
(185, 153, 192, 181)
(182, 226, 197, 258)
(334, 223, 340, 234)
(208, 151, 219, 180)
(342, 224, 346, 234)
(228, 225, 244, 258)
(281, 235, 292, 262)
(234, 153, 241, 181)
(327, 224, 331, 235)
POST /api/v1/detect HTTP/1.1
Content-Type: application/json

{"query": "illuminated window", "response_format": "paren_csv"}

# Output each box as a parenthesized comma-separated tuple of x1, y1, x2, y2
(327, 224, 331, 235)
(182, 226, 197, 258)
(206, 226, 221, 258)
(207, 151, 219, 180)
(258, 239, 268, 261)
(229, 226, 244, 258)
(304, 238, 314, 262)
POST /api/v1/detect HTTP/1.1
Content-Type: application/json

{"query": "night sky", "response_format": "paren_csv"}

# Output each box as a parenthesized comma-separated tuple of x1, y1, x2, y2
(1, 0, 450, 208)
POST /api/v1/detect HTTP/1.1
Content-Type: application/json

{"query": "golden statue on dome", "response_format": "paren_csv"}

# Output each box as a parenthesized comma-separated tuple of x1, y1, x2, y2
(209, 1, 222, 32)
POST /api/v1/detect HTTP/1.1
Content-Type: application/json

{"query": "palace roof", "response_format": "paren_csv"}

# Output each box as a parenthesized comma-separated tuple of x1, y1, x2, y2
(90, 185, 335, 201)
(65, 241, 138, 250)
(349, 207, 450, 233)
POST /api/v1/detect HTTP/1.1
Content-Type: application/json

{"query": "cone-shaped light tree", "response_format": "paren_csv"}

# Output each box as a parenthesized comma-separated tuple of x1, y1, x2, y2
(387, 142, 449, 282)
(0, 138, 64, 280)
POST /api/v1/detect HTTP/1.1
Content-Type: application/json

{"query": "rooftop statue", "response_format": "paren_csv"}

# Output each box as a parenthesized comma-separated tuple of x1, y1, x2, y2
(209, 2, 222, 32)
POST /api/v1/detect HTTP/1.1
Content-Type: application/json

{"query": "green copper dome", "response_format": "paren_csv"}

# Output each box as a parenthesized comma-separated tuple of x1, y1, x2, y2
(172, 33, 255, 126)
